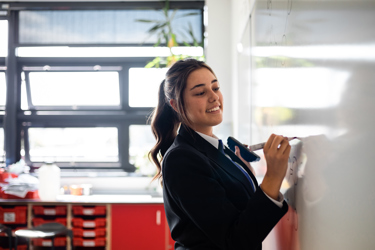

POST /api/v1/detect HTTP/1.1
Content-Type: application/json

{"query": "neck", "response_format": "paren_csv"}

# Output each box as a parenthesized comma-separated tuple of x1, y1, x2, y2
(183, 124, 214, 137)
(195, 128, 214, 137)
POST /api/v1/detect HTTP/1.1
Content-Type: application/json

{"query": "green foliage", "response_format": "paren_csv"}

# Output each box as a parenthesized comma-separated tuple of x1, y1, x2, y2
(135, 0, 205, 68)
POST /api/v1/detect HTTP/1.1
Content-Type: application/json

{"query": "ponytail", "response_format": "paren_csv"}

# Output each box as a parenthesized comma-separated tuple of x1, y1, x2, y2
(149, 80, 180, 183)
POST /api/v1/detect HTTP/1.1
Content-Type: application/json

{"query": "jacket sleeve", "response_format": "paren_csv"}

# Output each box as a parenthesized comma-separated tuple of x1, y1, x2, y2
(163, 147, 288, 250)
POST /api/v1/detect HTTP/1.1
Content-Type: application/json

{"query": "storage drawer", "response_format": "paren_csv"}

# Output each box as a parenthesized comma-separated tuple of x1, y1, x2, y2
(33, 205, 67, 216)
(73, 228, 106, 238)
(73, 237, 106, 247)
(72, 218, 106, 228)
(72, 205, 106, 216)
(33, 237, 67, 247)
(0, 206, 27, 224)
(32, 217, 67, 227)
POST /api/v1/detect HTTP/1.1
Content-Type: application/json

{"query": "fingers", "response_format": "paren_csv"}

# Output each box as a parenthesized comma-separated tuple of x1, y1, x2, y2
(270, 135, 285, 151)
(235, 146, 242, 159)
(264, 134, 291, 154)
(235, 146, 253, 172)
(263, 134, 276, 152)
(278, 137, 292, 155)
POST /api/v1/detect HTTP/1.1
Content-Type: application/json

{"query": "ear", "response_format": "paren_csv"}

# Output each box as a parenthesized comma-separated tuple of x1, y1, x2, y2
(169, 99, 178, 113)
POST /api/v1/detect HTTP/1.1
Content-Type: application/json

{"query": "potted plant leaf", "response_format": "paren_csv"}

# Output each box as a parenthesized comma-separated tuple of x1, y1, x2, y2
(136, 0, 204, 68)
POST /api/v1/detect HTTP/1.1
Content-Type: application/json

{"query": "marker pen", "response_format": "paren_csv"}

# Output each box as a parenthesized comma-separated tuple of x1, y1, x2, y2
(249, 137, 298, 151)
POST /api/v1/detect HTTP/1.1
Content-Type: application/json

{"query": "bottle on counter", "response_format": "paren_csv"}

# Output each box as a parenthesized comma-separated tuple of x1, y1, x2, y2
(38, 162, 61, 201)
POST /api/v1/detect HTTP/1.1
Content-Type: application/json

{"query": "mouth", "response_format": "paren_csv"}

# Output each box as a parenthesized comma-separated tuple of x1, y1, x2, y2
(206, 106, 220, 113)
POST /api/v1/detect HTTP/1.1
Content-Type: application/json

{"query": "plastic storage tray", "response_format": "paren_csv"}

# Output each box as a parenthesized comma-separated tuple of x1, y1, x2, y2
(0, 206, 27, 224)
(33, 205, 67, 216)
(32, 217, 67, 227)
(0, 189, 39, 199)
(72, 206, 106, 216)
(72, 218, 106, 228)
(32, 237, 67, 247)
(73, 228, 106, 238)
(73, 237, 106, 247)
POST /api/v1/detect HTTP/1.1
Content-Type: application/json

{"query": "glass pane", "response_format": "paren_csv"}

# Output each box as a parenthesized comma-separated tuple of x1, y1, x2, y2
(0, 20, 7, 57)
(0, 127, 4, 164)
(28, 72, 120, 106)
(129, 68, 168, 107)
(19, 10, 202, 45)
(21, 72, 28, 110)
(28, 127, 118, 162)
(0, 72, 5, 108)
(129, 125, 156, 176)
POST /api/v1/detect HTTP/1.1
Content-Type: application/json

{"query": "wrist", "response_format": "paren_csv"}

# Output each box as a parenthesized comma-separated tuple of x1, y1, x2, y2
(261, 175, 283, 200)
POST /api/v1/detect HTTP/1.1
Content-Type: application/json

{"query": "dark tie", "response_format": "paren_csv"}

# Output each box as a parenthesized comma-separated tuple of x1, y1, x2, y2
(218, 140, 255, 192)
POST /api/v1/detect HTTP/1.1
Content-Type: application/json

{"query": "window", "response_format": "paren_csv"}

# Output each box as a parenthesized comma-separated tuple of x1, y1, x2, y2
(25, 70, 121, 108)
(18, 9, 202, 45)
(0, 72, 5, 108)
(0, 19, 7, 166)
(0, 20, 7, 57)
(3, 1, 204, 173)
(129, 125, 156, 176)
(0, 127, 4, 165)
(129, 67, 168, 107)
(27, 127, 118, 163)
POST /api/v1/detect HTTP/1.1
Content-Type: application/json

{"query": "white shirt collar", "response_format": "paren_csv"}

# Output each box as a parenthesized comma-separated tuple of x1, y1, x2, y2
(195, 131, 220, 149)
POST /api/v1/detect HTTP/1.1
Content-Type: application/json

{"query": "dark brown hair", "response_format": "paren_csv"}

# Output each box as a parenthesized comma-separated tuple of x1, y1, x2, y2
(148, 58, 216, 183)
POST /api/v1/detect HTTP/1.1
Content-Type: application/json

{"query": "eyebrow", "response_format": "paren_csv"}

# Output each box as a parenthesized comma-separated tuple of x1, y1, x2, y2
(189, 79, 218, 91)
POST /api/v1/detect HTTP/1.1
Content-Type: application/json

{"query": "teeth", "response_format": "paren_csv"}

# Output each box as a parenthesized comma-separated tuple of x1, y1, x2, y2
(206, 107, 220, 113)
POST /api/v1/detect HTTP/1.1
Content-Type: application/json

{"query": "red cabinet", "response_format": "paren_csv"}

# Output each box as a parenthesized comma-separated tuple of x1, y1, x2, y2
(111, 204, 174, 250)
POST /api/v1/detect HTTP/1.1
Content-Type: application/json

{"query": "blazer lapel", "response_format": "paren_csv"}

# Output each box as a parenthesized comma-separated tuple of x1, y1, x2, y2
(178, 125, 255, 195)
(223, 146, 259, 187)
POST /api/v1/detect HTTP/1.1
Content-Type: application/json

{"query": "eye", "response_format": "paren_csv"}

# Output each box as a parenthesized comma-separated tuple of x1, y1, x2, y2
(195, 91, 205, 96)
(213, 87, 220, 92)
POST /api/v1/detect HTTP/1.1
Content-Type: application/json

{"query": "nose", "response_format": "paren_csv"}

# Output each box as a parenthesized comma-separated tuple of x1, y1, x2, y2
(208, 89, 219, 103)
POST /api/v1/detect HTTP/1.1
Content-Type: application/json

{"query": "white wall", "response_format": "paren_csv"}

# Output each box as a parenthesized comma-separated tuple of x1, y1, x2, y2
(205, 0, 233, 138)
(205, 0, 255, 139)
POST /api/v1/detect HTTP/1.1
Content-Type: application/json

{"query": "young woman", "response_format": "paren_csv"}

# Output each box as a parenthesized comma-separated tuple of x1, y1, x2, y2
(149, 58, 290, 250)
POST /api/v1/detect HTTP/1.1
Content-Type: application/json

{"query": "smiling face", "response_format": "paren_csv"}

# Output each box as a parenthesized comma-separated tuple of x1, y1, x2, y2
(182, 67, 224, 136)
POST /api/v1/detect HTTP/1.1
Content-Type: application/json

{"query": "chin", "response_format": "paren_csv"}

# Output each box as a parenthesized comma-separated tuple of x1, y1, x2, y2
(211, 118, 223, 126)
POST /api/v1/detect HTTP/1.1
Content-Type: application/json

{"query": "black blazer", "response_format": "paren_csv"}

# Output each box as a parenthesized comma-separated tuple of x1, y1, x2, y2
(162, 125, 288, 250)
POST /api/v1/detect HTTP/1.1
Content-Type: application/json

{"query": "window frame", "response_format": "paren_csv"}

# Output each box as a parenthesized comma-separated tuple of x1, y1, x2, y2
(18, 58, 155, 172)
(2, 1, 205, 172)
(12, 1, 204, 48)
(23, 66, 123, 111)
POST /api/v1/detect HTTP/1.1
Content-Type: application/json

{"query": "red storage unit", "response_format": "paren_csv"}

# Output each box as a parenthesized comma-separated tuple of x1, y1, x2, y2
(32, 217, 67, 227)
(73, 237, 106, 247)
(111, 204, 170, 250)
(71, 205, 108, 248)
(33, 205, 67, 216)
(72, 217, 106, 228)
(73, 228, 106, 238)
(0, 206, 27, 224)
(72, 205, 106, 216)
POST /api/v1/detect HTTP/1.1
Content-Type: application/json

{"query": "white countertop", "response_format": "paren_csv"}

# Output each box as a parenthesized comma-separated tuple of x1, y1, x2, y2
(55, 194, 163, 204)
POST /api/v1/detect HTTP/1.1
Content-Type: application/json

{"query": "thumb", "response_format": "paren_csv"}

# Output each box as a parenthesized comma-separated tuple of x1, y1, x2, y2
(235, 146, 243, 160)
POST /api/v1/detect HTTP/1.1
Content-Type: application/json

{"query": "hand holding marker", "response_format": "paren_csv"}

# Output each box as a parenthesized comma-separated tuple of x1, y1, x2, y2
(227, 136, 298, 162)
(248, 137, 298, 151)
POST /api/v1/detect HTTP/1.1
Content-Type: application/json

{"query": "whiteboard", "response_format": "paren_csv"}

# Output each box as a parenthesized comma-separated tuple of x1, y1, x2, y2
(247, 1, 375, 249)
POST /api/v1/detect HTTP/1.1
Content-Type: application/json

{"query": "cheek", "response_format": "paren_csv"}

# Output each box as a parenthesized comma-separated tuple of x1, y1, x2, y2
(185, 100, 205, 118)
